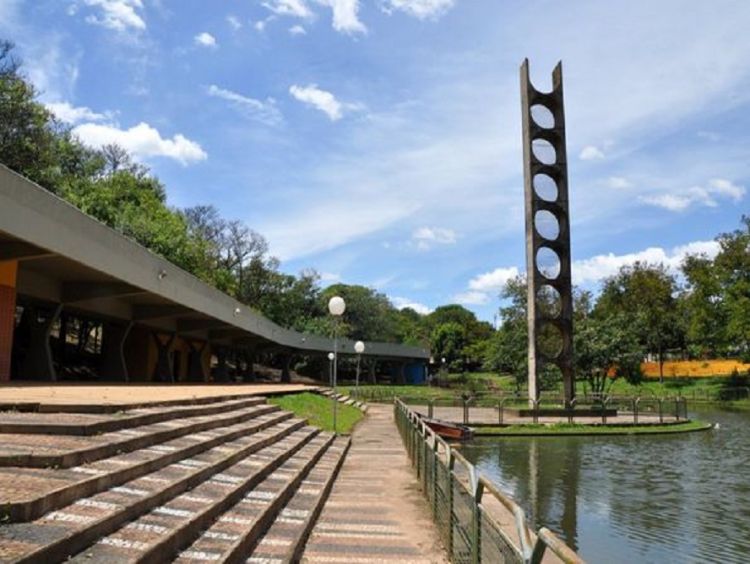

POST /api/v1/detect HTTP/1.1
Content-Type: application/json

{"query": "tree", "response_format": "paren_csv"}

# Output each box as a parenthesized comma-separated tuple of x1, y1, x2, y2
(431, 322, 466, 371)
(574, 313, 644, 395)
(714, 216, 750, 360)
(596, 262, 682, 382)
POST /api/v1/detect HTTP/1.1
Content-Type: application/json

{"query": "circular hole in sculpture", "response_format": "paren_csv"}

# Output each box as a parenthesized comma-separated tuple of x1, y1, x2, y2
(537, 323, 564, 359)
(539, 363, 563, 389)
(530, 104, 555, 129)
(533, 173, 558, 202)
(532, 138, 556, 165)
(536, 285, 562, 318)
(536, 247, 561, 280)
(534, 210, 560, 240)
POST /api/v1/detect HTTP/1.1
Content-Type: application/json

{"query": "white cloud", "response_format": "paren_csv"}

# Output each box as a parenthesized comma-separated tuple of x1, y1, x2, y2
(452, 266, 520, 306)
(382, 0, 455, 20)
(411, 226, 456, 250)
(289, 24, 307, 35)
(80, 0, 145, 32)
(194, 32, 217, 48)
(640, 178, 745, 212)
(289, 84, 362, 121)
(606, 176, 631, 189)
(262, 0, 314, 19)
(207, 85, 282, 126)
(319, 272, 341, 283)
(226, 15, 242, 30)
(45, 101, 110, 124)
(314, 0, 367, 34)
(579, 145, 605, 160)
(468, 266, 520, 293)
(73, 122, 207, 165)
(572, 240, 721, 285)
(391, 296, 432, 315)
(453, 291, 490, 306)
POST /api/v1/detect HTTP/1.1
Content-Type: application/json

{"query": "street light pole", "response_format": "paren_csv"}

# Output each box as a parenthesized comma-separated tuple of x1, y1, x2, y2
(328, 296, 346, 435)
(354, 340, 365, 398)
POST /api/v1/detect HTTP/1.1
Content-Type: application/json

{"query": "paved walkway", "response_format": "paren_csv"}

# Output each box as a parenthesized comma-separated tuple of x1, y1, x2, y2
(303, 404, 448, 563)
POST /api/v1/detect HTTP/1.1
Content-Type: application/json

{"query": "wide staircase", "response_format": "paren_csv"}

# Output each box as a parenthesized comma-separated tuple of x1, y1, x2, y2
(0, 394, 349, 563)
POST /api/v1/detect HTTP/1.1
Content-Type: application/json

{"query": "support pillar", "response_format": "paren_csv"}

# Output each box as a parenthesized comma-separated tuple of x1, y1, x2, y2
(280, 354, 292, 383)
(396, 362, 407, 385)
(22, 304, 62, 381)
(0, 261, 18, 382)
(186, 340, 207, 382)
(368, 359, 377, 385)
(241, 349, 256, 382)
(213, 346, 230, 382)
(152, 333, 175, 382)
(100, 322, 132, 381)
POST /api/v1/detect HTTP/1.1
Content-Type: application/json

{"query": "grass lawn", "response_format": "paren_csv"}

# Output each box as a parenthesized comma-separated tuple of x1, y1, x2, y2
(269, 392, 363, 434)
(473, 420, 712, 436)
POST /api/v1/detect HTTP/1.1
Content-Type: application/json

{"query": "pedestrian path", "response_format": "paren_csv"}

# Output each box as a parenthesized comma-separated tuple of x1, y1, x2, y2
(303, 404, 448, 563)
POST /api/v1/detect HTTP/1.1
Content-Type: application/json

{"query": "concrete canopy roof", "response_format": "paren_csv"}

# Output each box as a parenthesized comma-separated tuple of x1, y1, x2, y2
(0, 165, 429, 361)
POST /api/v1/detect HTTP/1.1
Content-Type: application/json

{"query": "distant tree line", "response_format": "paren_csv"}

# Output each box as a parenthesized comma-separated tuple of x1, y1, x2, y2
(486, 216, 750, 393)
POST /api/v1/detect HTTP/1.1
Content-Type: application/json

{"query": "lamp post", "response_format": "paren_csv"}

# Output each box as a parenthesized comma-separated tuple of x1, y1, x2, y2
(354, 340, 365, 396)
(328, 296, 346, 434)
(327, 352, 335, 387)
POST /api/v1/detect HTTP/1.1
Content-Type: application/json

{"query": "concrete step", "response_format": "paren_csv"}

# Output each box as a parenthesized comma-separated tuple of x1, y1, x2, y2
(0, 401, 280, 469)
(0, 397, 268, 435)
(245, 435, 350, 564)
(0, 418, 306, 563)
(1, 409, 292, 523)
(67, 427, 322, 564)
(174, 433, 335, 563)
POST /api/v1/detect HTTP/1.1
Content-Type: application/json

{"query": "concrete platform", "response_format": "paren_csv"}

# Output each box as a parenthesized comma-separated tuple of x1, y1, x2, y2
(0, 383, 316, 411)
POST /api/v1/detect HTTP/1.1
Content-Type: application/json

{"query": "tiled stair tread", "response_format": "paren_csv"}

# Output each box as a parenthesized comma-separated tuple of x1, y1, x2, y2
(245, 435, 350, 563)
(0, 410, 291, 511)
(0, 403, 280, 467)
(0, 418, 307, 563)
(68, 428, 324, 564)
(174, 433, 334, 564)
(0, 397, 267, 435)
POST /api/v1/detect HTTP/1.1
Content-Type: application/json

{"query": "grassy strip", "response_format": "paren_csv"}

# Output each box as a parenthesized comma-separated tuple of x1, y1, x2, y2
(473, 420, 712, 437)
(268, 392, 363, 434)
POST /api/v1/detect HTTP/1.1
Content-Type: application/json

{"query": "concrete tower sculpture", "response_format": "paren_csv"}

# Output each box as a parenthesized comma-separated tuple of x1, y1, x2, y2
(520, 59, 575, 406)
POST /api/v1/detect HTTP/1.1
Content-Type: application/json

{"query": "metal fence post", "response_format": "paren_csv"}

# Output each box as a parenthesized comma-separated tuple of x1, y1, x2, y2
(674, 397, 680, 421)
(428, 399, 434, 419)
(658, 398, 664, 423)
(447, 450, 455, 559)
(432, 440, 439, 519)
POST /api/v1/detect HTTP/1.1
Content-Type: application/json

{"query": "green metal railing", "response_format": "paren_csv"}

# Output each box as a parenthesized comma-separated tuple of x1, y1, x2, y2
(394, 399, 584, 564)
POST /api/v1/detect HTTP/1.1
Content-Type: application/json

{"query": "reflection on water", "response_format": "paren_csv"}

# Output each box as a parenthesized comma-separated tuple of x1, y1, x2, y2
(460, 407, 750, 563)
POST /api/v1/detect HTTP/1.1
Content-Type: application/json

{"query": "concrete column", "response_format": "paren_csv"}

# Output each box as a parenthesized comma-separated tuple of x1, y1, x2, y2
(396, 362, 407, 385)
(0, 261, 18, 382)
(213, 346, 230, 382)
(280, 354, 292, 383)
(186, 340, 207, 382)
(22, 304, 61, 381)
(152, 332, 175, 382)
(241, 349, 256, 383)
(100, 322, 132, 381)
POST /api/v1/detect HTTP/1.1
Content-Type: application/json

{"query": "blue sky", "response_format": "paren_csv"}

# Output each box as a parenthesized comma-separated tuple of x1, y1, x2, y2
(1, 0, 749, 322)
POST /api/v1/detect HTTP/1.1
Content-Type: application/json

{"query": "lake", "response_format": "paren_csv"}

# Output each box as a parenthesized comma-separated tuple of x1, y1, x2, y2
(459, 406, 750, 563)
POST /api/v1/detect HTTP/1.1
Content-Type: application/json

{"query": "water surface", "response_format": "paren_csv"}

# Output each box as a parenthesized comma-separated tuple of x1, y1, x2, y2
(460, 407, 750, 563)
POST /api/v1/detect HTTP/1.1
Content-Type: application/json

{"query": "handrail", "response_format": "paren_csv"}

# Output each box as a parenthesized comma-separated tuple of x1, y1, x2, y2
(394, 398, 585, 564)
